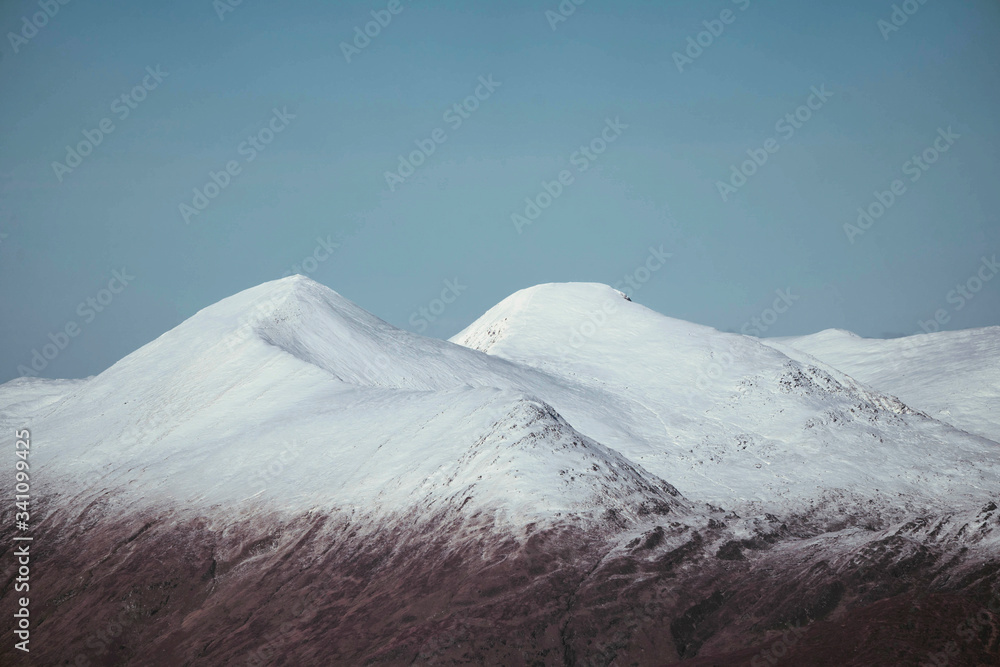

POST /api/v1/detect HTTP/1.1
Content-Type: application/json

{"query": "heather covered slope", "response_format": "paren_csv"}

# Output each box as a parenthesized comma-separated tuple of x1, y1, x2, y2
(2, 493, 998, 665)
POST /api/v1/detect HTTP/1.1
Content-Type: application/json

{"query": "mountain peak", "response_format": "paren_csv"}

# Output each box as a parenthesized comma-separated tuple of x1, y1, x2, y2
(507, 282, 633, 304)
(451, 281, 724, 360)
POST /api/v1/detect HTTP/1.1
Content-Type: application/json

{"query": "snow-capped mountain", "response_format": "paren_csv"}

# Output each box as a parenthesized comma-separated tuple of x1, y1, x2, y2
(451, 282, 1000, 521)
(2, 277, 688, 530)
(767, 327, 1000, 443)
(2, 276, 998, 666)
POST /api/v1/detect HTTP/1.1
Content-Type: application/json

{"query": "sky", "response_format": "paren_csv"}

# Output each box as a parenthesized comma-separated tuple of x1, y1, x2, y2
(1, 0, 999, 383)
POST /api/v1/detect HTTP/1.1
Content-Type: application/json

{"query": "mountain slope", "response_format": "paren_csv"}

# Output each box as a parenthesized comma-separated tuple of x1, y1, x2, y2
(767, 327, 1000, 443)
(450, 283, 1000, 520)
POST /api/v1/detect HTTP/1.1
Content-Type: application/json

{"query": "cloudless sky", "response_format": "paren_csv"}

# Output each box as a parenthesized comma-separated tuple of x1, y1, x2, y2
(1, 0, 999, 382)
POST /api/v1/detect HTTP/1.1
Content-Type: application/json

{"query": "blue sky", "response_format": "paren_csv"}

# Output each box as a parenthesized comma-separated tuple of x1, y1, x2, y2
(1, 0, 999, 382)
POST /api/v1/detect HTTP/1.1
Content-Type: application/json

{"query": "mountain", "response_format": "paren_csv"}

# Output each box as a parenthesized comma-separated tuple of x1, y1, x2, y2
(8, 276, 684, 525)
(767, 327, 1000, 443)
(451, 283, 1000, 522)
(2, 277, 998, 666)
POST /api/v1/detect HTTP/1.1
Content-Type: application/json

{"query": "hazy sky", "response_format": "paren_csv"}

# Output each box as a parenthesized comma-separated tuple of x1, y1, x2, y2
(1, 0, 999, 382)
